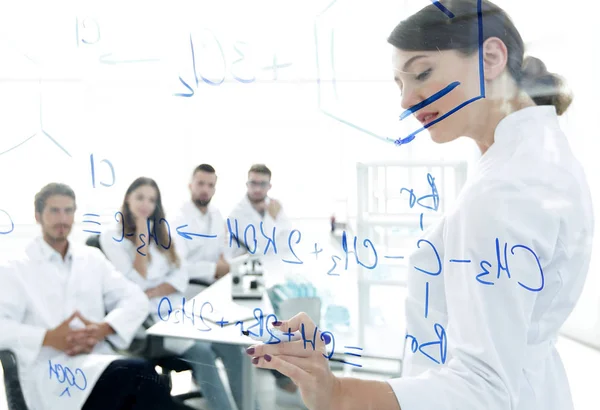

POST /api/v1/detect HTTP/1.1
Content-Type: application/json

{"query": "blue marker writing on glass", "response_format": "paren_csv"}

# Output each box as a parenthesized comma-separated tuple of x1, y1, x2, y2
(243, 328, 302, 343)
(242, 328, 332, 346)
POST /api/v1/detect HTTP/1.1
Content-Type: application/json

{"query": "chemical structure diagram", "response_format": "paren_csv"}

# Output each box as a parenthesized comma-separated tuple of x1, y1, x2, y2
(313, 0, 486, 146)
(1, 16, 160, 158)
(0, 51, 72, 158)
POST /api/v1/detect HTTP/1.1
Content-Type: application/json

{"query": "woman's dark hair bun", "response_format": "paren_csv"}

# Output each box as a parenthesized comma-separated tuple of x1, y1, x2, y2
(387, 0, 573, 116)
(521, 56, 547, 79)
(519, 56, 573, 115)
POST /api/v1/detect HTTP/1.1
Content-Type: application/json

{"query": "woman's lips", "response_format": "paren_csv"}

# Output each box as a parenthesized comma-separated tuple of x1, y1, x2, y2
(416, 112, 439, 125)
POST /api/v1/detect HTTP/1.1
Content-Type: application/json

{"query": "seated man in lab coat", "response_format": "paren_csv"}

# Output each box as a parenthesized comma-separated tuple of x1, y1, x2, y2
(227, 163, 292, 260)
(227, 164, 305, 408)
(173, 164, 230, 292)
(0, 183, 179, 410)
(172, 164, 254, 410)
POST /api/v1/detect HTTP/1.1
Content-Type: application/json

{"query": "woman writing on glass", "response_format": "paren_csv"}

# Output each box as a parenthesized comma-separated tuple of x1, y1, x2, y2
(246, 1, 594, 409)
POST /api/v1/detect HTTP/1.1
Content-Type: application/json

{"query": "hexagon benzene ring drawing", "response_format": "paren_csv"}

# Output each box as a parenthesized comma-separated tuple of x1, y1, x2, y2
(314, 0, 486, 147)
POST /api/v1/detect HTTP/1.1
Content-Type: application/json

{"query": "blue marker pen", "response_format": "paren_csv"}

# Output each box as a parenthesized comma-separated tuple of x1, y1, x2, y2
(242, 329, 302, 343)
(242, 329, 333, 346)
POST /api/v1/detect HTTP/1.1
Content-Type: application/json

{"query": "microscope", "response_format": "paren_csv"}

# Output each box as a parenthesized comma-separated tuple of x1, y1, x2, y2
(231, 256, 265, 300)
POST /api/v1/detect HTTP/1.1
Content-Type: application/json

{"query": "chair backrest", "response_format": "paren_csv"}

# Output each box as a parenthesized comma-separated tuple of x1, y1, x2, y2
(85, 234, 103, 253)
(0, 350, 29, 410)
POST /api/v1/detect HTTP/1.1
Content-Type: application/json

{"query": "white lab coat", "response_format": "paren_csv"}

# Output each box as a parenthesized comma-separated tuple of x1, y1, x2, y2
(226, 195, 293, 261)
(99, 226, 194, 354)
(172, 201, 227, 284)
(388, 106, 594, 410)
(0, 237, 148, 410)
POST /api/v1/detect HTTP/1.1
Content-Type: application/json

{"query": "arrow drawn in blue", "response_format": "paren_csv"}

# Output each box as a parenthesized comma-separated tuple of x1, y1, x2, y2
(59, 387, 71, 397)
(176, 224, 217, 240)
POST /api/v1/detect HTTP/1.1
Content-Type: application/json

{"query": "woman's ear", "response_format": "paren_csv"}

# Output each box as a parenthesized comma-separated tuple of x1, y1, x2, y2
(482, 37, 508, 81)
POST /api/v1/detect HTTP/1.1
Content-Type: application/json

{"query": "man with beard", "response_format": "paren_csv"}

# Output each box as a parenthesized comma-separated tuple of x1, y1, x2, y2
(227, 163, 292, 260)
(173, 166, 259, 410)
(174, 164, 230, 285)
(0, 183, 181, 410)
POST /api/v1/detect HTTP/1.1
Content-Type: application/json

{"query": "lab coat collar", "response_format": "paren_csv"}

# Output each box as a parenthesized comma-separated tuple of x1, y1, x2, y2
(242, 194, 264, 215)
(494, 105, 558, 143)
(183, 200, 213, 219)
(478, 105, 559, 170)
(28, 235, 74, 264)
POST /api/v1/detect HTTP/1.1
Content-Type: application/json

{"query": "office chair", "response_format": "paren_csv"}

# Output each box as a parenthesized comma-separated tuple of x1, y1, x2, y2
(0, 350, 29, 410)
(84, 234, 205, 408)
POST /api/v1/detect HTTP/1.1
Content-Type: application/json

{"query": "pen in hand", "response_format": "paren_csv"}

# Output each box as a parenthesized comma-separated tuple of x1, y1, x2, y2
(242, 328, 302, 343)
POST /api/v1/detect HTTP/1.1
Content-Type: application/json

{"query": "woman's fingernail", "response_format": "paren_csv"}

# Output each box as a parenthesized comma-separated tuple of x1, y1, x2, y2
(323, 334, 332, 345)
(252, 357, 259, 365)
(246, 347, 255, 355)
(264, 354, 272, 362)
(272, 321, 282, 326)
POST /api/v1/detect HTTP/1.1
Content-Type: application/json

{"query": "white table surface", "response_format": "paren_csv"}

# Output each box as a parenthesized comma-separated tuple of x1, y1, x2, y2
(147, 272, 275, 410)
(147, 273, 275, 345)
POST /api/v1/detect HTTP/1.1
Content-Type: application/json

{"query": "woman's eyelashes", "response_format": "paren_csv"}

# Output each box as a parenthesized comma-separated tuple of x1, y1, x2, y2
(416, 68, 432, 81)
(395, 67, 431, 96)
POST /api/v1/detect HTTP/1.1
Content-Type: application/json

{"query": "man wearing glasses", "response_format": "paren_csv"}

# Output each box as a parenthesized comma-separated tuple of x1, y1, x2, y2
(227, 165, 306, 408)
(227, 164, 292, 261)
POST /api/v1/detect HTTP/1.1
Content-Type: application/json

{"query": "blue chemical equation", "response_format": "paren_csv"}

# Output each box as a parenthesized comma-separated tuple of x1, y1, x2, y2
(226, 218, 544, 292)
(175, 30, 292, 97)
(75, 16, 160, 65)
(48, 360, 87, 397)
(400, 172, 439, 230)
(0, 209, 15, 235)
(157, 298, 362, 367)
(75, 17, 101, 47)
(403, 240, 544, 365)
(90, 154, 115, 188)
(86, 206, 545, 292)
(82, 211, 217, 254)
(405, 323, 447, 365)
(414, 238, 545, 293)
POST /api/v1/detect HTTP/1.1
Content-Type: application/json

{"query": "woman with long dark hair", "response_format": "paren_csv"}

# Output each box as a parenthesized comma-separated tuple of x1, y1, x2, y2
(245, 1, 594, 409)
(100, 177, 256, 410)
(101, 177, 186, 311)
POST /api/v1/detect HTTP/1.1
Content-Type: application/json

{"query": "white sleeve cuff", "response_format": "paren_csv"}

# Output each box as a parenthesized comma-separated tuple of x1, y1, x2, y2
(16, 325, 46, 366)
(386, 376, 430, 410)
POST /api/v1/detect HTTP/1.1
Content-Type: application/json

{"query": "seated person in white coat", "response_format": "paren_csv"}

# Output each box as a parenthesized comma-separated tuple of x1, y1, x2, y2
(174, 164, 230, 292)
(228, 164, 306, 408)
(172, 164, 256, 410)
(100, 176, 257, 410)
(0, 183, 179, 410)
(245, 1, 595, 410)
(227, 163, 292, 260)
